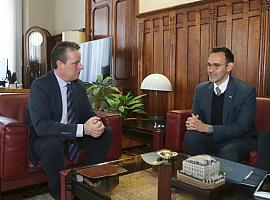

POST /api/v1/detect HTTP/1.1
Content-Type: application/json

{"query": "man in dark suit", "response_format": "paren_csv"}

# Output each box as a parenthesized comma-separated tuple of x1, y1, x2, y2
(28, 41, 112, 199)
(184, 47, 256, 162)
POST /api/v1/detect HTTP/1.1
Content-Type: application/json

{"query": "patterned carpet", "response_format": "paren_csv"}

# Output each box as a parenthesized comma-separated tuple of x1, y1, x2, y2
(2, 183, 53, 200)
(15, 170, 198, 200)
(110, 169, 198, 200)
(2, 170, 199, 200)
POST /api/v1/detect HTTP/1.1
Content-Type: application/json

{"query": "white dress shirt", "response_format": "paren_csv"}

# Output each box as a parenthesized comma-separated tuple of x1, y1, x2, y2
(54, 71, 83, 137)
(214, 75, 230, 95)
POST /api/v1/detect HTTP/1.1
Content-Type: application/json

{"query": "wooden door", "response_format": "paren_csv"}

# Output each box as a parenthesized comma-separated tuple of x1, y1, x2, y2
(86, 0, 136, 90)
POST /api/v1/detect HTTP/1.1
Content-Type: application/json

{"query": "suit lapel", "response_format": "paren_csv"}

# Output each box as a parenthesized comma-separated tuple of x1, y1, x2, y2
(48, 71, 63, 121)
(223, 77, 235, 123)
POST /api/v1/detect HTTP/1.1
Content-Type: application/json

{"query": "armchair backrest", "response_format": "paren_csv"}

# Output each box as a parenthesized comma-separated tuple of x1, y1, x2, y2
(0, 93, 29, 123)
(255, 97, 270, 131)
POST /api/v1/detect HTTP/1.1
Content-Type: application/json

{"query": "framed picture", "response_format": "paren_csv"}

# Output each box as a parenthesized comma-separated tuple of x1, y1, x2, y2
(139, 0, 203, 14)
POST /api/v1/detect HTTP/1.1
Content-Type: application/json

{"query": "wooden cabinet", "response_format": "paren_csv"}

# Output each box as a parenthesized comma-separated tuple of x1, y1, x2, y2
(86, 0, 137, 90)
(23, 26, 53, 88)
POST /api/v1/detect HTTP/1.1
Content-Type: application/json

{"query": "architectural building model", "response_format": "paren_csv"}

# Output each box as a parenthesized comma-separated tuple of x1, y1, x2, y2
(178, 155, 225, 189)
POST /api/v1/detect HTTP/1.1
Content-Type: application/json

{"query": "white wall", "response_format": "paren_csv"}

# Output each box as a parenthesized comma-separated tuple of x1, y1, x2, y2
(21, 0, 85, 85)
(54, 0, 85, 34)
(23, 0, 85, 35)
(23, 0, 54, 34)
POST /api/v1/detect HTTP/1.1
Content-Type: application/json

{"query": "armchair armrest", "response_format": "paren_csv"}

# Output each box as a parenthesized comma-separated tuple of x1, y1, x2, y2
(164, 110, 191, 152)
(0, 116, 29, 179)
(95, 112, 122, 161)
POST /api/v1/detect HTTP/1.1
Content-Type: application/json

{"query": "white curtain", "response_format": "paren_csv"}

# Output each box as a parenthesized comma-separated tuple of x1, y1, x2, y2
(79, 37, 111, 83)
(0, 0, 22, 83)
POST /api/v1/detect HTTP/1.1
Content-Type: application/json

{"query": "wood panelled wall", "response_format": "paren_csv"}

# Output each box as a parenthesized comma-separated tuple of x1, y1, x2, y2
(86, 0, 137, 90)
(137, 0, 270, 116)
(86, 0, 270, 116)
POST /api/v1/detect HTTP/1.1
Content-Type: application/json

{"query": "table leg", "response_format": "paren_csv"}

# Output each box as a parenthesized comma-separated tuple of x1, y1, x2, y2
(158, 164, 172, 200)
(60, 169, 72, 200)
(0, 179, 2, 200)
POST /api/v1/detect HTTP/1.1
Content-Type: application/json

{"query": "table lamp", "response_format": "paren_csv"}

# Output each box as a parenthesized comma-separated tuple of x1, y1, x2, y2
(140, 73, 172, 123)
(62, 30, 86, 44)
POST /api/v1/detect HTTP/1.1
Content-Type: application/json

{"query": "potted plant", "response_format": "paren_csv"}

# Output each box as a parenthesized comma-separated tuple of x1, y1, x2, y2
(86, 75, 147, 119)
(85, 75, 120, 110)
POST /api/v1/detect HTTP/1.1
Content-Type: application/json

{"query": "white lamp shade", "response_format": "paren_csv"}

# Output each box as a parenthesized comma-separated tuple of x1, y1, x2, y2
(62, 31, 86, 44)
(140, 73, 172, 91)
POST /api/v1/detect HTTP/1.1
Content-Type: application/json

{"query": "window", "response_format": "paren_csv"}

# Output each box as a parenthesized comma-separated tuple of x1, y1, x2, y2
(0, 0, 22, 82)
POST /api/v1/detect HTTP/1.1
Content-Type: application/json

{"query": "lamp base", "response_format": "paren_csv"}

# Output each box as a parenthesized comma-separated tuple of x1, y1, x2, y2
(149, 115, 164, 121)
(148, 116, 165, 128)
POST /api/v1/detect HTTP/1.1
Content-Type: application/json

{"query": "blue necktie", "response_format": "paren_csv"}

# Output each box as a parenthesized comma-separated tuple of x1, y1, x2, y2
(66, 83, 79, 163)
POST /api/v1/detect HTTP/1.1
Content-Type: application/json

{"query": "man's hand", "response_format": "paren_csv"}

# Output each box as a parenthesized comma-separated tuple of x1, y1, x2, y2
(83, 116, 105, 138)
(185, 113, 210, 133)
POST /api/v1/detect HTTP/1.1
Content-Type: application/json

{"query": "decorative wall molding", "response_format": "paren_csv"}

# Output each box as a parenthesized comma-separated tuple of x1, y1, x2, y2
(262, 0, 270, 10)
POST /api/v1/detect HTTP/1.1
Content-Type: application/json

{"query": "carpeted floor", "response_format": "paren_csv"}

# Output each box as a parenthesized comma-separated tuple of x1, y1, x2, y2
(110, 168, 198, 200)
(2, 183, 52, 200)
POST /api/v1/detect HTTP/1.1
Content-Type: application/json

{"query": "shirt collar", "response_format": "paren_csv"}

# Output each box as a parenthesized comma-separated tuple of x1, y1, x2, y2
(214, 75, 230, 95)
(54, 71, 69, 88)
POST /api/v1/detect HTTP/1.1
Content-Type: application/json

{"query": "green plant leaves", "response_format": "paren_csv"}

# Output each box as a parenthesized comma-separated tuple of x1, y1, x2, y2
(129, 103, 144, 109)
(118, 105, 125, 113)
(105, 91, 146, 119)
(86, 75, 147, 119)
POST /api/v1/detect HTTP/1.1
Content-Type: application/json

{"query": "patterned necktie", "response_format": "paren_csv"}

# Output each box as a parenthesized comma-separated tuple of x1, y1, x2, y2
(66, 83, 79, 163)
(216, 86, 221, 96)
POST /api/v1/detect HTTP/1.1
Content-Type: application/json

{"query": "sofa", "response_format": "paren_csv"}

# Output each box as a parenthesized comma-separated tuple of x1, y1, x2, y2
(165, 97, 270, 166)
(0, 93, 122, 192)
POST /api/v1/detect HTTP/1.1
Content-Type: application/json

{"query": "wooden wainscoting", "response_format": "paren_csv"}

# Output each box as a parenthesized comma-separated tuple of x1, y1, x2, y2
(86, 0, 270, 116)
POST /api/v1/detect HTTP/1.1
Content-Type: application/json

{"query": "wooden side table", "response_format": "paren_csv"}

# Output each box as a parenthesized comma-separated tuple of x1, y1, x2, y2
(122, 119, 165, 150)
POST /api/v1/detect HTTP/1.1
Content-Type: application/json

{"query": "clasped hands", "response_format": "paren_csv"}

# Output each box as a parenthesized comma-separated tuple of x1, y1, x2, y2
(84, 116, 105, 138)
(185, 113, 209, 133)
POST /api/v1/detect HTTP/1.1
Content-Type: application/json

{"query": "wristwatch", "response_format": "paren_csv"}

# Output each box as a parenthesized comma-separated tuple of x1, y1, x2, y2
(207, 125, 214, 134)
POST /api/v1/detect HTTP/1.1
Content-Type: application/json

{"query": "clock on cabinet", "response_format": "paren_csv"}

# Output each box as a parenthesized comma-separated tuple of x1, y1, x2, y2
(23, 26, 53, 88)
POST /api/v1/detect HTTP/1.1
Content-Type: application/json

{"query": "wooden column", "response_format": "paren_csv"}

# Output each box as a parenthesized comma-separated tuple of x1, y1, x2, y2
(169, 11, 176, 110)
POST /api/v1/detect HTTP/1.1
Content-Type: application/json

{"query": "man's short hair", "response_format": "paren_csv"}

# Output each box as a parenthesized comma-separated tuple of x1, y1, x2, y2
(211, 47, 234, 63)
(51, 41, 80, 69)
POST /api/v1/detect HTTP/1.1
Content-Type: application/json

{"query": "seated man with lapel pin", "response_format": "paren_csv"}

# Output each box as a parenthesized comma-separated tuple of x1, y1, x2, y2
(184, 47, 257, 162)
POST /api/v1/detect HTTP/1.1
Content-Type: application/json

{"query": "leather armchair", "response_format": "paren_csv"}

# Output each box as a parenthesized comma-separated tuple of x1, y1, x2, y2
(165, 97, 270, 166)
(0, 93, 122, 192)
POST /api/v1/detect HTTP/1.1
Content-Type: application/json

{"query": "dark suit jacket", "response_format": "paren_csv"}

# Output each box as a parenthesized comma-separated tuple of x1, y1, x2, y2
(192, 76, 256, 143)
(28, 70, 96, 164)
